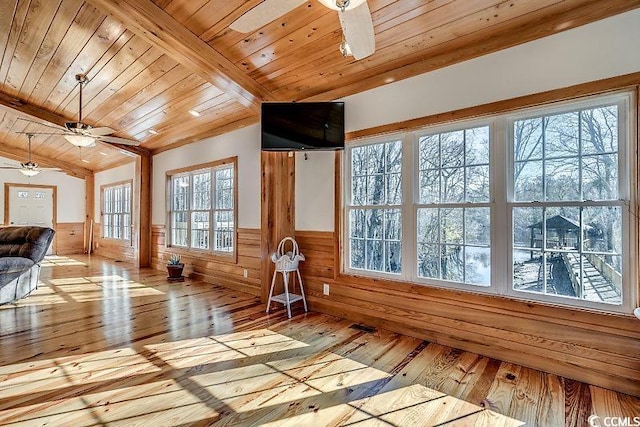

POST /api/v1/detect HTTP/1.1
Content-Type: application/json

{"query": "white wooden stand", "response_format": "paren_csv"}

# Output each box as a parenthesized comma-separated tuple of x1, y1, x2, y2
(267, 268, 307, 318)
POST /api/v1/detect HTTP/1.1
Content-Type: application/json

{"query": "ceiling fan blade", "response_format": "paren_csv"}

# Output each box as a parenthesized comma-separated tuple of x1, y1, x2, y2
(96, 135, 141, 146)
(0, 166, 20, 170)
(230, 0, 307, 33)
(85, 126, 115, 136)
(339, 1, 375, 60)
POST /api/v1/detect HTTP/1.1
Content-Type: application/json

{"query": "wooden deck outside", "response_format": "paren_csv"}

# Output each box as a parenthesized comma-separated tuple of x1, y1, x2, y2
(0, 255, 638, 426)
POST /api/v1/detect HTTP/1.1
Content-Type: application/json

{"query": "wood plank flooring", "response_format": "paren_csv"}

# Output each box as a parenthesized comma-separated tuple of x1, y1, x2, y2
(0, 255, 638, 426)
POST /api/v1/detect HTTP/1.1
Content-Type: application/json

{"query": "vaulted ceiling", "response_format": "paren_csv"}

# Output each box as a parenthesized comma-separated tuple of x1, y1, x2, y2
(0, 0, 637, 177)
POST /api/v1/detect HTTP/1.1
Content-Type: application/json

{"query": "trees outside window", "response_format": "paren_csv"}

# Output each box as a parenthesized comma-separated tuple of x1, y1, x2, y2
(344, 92, 633, 312)
(102, 181, 132, 241)
(167, 158, 236, 255)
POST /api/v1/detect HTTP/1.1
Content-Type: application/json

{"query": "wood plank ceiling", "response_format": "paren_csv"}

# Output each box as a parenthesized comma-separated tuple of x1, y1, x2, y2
(0, 0, 637, 174)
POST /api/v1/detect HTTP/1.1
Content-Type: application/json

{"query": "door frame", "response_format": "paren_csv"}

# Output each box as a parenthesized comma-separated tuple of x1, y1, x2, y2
(4, 183, 58, 253)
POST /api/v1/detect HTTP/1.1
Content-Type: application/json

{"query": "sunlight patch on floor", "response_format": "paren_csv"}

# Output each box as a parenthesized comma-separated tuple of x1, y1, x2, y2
(41, 256, 86, 267)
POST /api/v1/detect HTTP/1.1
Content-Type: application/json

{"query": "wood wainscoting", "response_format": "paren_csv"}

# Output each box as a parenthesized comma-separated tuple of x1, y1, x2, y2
(295, 230, 640, 397)
(91, 223, 135, 263)
(151, 225, 261, 296)
(55, 222, 84, 255)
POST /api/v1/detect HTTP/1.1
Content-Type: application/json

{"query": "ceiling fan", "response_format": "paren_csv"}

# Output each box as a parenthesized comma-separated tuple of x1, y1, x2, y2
(17, 74, 140, 147)
(230, 0, 375, 60)
(0, 133, 61, 177)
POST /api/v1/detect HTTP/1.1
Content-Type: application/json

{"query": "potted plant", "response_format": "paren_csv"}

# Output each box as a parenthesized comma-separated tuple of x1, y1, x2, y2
(166, 254, 184, 282)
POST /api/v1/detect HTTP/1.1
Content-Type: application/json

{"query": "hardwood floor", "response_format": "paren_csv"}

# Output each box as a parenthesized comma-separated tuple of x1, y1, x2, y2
(0, 255, 638, 426)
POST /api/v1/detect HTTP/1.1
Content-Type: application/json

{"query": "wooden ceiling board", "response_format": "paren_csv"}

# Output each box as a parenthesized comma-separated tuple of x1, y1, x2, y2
(123, 83, 227, 138)
(18, 0, 85, 99)
(23, 5, 109, 111)
(93, 59, 187, 127)
(0, 0, 638, 173)
(109, 72, 205, 131)
(263, 0, 636, 100)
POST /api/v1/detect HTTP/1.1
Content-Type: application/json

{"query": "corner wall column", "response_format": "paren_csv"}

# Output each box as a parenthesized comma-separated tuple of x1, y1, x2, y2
(136, 153, 152, 267)
(260, 152, 295, 302)
(85, 172, 95, 254)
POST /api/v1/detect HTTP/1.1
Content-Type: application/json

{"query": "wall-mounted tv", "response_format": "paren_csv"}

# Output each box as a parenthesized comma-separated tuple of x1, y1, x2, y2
(261, 102, 345, 151)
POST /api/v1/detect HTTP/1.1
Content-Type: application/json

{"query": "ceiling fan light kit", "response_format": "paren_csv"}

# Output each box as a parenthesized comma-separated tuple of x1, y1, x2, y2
(64, 134, 96, 147)
(19, 168, 40, 177)
(317, 0, 366, 11)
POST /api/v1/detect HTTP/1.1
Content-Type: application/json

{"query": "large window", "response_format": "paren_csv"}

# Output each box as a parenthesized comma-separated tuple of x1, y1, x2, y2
(168, 158, 236, 255)
(344, 92, 635, 312)
(102, 181, 132, 241)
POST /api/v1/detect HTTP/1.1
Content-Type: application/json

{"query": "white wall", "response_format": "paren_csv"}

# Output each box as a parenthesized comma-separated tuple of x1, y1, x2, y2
(152, 125, 261, 228)
(94, 162, 136, 221)
(296, 9, 640, 231)
(344, 10, 640, 132)
(0, 155, 85, 224)
(295, 151, 335, 231)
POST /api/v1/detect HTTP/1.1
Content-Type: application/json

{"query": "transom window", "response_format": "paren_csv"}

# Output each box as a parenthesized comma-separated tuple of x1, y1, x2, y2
(344, 92, 634, 313)
(102, 181, 132, 241)
(167, 158, 236, 255)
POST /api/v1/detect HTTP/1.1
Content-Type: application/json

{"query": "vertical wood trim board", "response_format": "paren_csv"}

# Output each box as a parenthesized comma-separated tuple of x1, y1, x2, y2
(260, 151, 295, 302)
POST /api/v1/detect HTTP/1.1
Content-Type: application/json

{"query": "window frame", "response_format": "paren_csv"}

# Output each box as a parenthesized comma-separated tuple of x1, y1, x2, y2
(165, 157, 238, 262)
(100, 180, 133, 242)
(342, 91, 636, 314)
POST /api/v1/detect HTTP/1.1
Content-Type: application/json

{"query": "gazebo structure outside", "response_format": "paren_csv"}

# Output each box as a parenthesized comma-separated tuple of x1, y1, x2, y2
(515, 214, 620, 303)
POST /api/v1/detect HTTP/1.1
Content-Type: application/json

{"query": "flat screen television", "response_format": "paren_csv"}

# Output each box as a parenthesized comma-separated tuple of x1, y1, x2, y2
(261, 102, 345, 151)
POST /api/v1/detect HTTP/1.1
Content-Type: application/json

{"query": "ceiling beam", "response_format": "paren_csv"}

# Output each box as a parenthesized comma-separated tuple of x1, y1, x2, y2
(87, 0, 277, 111)
(0, 90, 150, 160)
(0, 141, 91, 179)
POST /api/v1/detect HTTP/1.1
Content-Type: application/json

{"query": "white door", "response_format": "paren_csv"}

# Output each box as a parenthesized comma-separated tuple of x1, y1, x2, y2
(8, 186, 55, 254)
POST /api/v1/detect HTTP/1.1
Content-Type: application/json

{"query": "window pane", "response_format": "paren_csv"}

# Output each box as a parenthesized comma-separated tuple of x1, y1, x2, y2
(417, 208, 439, 244)
(514, 117, 543, 161)
(441, 245, 464, 282)
(583, 206, 622, 255)
(172, 212, 188, 246)
(350, 239, 365, 270)
(581, 105, 618, 155)
(441, 208, 463, 244)
(466, 246, 490, 286)
(440, 131, 464, 168)
(215, 167, 234, 209)
(546, 158, 579, 201)
(419, 168, 439, 204)
(465, 208, 490, 246)
(513, 207, 543, 249)
(353, 141, 402, 206)
(582, 154, 618, 200)
(546, 112, 579, 158)
(441, 168, 464, 203)
(465, 126, 490, 165)
(545, 207, 580, 251)
(417, 207, 490, 286)
(214, 210, 234, 251)
(173, 176, 189, 210)
(193, 172, 211, 210)
(466, 165, 489, 202)
(514, 161, 543, 202)
(191, 211, 210, 249)
(349, 208, 401, 274)
(418, 134, 440, 169)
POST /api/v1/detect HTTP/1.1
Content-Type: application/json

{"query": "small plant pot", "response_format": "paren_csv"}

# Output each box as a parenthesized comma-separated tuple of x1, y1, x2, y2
(167, 264, 185, 282)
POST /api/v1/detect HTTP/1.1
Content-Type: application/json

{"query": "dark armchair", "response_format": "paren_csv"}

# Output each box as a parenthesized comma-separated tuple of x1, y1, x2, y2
(0, 226, 55, 305)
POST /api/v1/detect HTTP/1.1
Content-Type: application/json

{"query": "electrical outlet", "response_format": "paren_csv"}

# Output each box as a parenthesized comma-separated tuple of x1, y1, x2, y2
(323, 283, 330, 295)
(243, 268, 248, 278)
